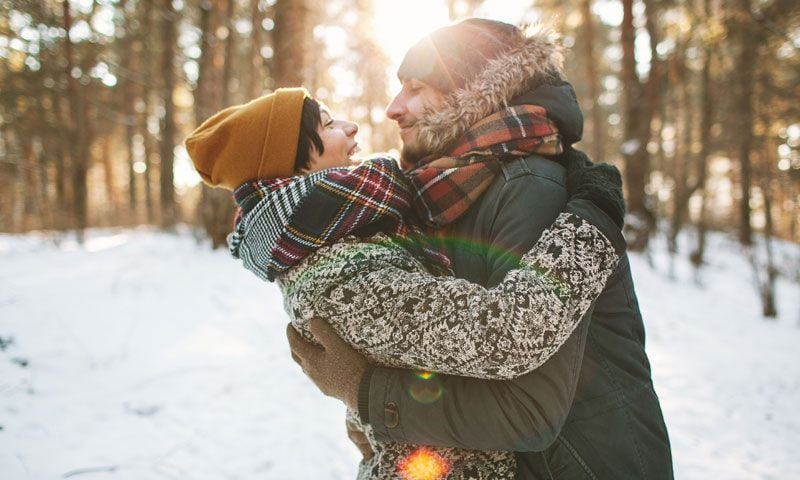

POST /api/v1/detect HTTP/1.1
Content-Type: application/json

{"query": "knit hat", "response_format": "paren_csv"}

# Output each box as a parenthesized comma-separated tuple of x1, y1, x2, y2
(185, 88, 308, 190)
(398, 18, 523, 93)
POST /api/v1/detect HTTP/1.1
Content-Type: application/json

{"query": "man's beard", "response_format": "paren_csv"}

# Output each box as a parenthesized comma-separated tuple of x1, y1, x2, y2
(399, 136, 429, 170)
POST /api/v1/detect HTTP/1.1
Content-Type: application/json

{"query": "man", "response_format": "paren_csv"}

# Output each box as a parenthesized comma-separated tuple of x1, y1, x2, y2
(289, 18, 673, 478)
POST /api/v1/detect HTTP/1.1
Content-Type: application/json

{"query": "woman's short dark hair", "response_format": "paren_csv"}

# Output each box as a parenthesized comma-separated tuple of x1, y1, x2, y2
(294, 97, 325, 172)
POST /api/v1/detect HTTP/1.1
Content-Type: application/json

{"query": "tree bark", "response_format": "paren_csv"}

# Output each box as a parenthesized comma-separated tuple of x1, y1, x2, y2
(760, 182, 778, 318)
(669, 56, 691, 260)
(691, 21, 715, 271)
(735, 0, 756, 246)
(222, 0, 236, 106)
(621, 0, 662, 250)
(195, 0, 236, 248)
(272, 0, 313, 87)
(120, 0, 139, 217)
(63, 0, 92, 243)
(159, 0, 177, 228)
(580, 0, 605, 162)
(247, 0, 266, 98)
(138, 0, 156, 224)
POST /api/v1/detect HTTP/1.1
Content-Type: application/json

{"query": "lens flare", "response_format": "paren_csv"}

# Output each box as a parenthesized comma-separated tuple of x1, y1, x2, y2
(432, 233, 570, 295)
(397, 446, 451, 480)
(409, 372, 443, 403)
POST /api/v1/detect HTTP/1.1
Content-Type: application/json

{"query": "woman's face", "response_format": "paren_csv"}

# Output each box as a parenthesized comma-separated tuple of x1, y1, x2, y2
(305, 110, 360, 173)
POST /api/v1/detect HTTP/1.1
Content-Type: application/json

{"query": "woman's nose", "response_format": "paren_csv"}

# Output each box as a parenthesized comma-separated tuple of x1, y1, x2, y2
(344, 121, 359, 136)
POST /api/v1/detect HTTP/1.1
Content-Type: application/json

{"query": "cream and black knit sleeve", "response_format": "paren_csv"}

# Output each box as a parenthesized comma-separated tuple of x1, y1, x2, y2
(283, 211, 620, 380)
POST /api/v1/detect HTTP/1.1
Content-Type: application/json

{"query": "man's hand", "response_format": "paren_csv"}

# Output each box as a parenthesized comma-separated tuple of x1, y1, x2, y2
(286, 318, 369, 410)
(346, 418, 375, 460)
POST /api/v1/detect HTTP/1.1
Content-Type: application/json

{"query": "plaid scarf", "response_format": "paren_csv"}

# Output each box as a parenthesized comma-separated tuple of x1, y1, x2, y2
(228, 157, 451, 282)
(408, 104, 562, 228)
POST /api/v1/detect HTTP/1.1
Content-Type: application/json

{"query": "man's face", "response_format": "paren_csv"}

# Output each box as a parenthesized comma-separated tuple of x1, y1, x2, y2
(385, 77, 445, 168)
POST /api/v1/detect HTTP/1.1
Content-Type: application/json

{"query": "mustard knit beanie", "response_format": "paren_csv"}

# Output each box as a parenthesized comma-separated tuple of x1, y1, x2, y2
(185, 88, 308, 190)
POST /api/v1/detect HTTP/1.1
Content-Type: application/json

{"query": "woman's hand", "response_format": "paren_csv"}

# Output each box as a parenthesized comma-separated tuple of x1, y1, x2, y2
(286, 318, 369, 410)
(346, 418, 375, 461)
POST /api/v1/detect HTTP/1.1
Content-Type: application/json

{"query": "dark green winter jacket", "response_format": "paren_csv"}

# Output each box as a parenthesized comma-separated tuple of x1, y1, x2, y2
(359, 83, 673, 479)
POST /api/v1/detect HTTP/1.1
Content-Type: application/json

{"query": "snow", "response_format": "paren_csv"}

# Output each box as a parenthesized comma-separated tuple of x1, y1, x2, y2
(1, 227, 799, 479)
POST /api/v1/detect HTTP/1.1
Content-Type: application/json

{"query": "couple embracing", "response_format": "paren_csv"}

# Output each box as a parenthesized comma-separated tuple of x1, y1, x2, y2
(186, 18, 673, 480)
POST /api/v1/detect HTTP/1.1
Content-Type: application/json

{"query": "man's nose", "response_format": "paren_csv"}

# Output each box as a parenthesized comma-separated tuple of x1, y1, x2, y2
(385, 94, 404, 121)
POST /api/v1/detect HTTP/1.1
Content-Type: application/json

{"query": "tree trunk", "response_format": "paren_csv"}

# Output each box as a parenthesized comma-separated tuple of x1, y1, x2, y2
(735, 0, 756, 246)
(159, 0, 177, 229)
(46, 81, 71, 231)
(139, 0, 155, 224)
(272, 0, 313, 87)
(195, 2, 215, 123)
(580, 0, 605, 162)
(121, 0, 139, 218)
(126, 113, 137, 217)
(143, 97, 155, 223)
(669, 56, 691, 262)
(8, 129, 24, 232)
(692, 10, 715, 271)
(247, 0, 266, 98)
(791, 181, 798, 242)
(33, 85, 55, 230)
(63, 0, 92, 243)
(195, 0, 236, 248)
(669, 50, 704, 264)
(222, 0, 236, 106)
(760, 182, 778, 318)
(101, 136, 117, 221)
(621, 0, 661, 251)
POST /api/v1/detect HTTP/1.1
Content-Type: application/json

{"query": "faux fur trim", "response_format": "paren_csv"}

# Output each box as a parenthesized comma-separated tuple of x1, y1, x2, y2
(416, 26, 565, 155)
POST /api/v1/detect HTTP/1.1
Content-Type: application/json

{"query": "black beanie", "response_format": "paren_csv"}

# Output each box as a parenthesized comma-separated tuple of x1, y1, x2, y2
(398, 18, 522, 93)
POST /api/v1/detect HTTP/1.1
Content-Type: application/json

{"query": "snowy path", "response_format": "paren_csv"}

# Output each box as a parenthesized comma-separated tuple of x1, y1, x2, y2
(1, 228, 798, 479)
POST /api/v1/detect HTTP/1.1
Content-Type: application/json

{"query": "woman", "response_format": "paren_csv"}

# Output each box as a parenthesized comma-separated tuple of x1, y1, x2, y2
(186, 88, 625, 479)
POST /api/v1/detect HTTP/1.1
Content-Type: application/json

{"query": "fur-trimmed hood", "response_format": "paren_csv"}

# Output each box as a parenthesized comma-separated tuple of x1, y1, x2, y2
(414, 27, 583, 155)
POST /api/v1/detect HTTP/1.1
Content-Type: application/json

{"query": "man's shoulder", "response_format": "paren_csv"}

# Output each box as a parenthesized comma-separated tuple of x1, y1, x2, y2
(497, 155, 566, 188)
(474, 155, 567, 213)
(449, 155, 570, 283)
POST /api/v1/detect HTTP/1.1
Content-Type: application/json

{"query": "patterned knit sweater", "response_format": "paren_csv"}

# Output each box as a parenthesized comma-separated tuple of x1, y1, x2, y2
(230, 163, 621, 479)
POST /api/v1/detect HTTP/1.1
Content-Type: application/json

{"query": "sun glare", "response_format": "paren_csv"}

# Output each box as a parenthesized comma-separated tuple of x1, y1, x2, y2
(397, 447, 451, 480)
(371, 1, 547, 92)
(371, 1, 451, 90)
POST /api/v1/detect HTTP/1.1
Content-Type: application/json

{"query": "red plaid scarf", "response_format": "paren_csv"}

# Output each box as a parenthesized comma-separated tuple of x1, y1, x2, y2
(408, 104, 562, 228)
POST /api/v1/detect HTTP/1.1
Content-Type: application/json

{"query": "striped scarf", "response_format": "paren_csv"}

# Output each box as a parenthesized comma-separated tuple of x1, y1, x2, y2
(228, 157, 451, 282)
(408, 104, 562, 228)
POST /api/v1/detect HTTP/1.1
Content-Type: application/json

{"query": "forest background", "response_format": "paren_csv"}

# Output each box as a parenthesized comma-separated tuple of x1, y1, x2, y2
(1, 0, 799, 318)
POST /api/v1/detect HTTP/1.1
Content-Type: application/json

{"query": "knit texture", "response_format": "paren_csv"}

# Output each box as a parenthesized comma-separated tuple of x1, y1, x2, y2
(228, 158, 450, 281)
(185, 88, 307, 190)
(275, 212, 620, 479)
(230, 159, 621, 477)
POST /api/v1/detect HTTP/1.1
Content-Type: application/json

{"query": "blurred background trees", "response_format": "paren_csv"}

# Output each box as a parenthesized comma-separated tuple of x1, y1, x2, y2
(1, 0, 798, 314)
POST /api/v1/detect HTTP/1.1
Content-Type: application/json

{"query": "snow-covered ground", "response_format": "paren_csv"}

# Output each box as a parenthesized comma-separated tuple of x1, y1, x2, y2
(1, 227, 798, 479)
